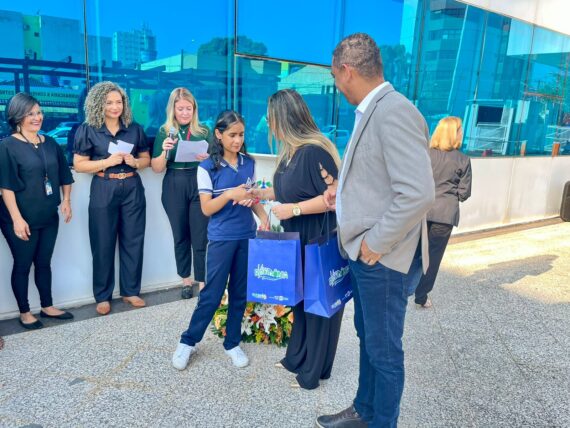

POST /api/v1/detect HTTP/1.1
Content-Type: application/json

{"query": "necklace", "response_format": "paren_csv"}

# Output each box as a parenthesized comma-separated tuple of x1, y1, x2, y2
(20, 132, 41, 149)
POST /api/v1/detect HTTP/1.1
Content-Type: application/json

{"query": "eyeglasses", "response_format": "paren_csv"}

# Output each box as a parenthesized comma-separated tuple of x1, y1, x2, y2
(26, 110, 43, 118)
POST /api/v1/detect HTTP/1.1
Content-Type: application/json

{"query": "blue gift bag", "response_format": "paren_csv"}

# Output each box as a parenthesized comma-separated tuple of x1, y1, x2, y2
(247, 231, 303, 306)
(304, 232, 352, 318)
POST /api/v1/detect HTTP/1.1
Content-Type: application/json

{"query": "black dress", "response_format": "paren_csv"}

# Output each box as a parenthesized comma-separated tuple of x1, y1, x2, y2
(273, 144, 343, 390)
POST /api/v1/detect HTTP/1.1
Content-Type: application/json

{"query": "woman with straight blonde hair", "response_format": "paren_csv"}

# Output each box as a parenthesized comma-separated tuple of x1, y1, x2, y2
(251, 89, 343, 390)
(415, 116, 472, 308)
(151, 88, 210, 298)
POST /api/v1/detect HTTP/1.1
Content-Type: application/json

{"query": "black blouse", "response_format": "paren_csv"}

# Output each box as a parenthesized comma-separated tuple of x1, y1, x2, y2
(73, 122, 149, 173)
(0, 135, 74, 228)
(273, 145, 338, 247)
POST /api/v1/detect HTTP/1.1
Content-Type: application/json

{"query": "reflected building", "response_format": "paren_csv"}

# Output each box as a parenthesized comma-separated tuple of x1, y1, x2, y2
(113, 24, 157, 68)
(0, 1, 568, 156)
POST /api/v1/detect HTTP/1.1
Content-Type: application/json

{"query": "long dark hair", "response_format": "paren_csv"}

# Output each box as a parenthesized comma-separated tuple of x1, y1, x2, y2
(6, 93, 41, 133)
(209, 110, 247, 170)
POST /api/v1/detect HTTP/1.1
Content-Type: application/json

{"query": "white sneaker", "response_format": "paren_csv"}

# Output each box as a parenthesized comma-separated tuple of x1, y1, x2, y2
(225, 346, 249, 368)
(172, 343, 196, 370)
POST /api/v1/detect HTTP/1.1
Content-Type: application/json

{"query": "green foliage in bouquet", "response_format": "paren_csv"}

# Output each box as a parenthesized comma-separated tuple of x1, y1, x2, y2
(211, 291, 294, 347)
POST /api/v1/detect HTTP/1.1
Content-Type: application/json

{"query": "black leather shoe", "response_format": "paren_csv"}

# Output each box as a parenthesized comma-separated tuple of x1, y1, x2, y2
(40, 311, 74, 320)
(181, 285, 194, 300)
(316, 406, 367, 427)
(19, 319, 44, 330)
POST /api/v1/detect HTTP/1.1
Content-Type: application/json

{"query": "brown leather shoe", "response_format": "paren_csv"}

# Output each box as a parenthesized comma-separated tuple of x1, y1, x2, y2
(316, 405, 367, 427)
(96, 302, 111, 315)
(122, 296, 146, 308)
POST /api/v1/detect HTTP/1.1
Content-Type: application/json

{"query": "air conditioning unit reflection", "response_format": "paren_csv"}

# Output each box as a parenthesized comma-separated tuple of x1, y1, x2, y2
(463, 101, 514, 155)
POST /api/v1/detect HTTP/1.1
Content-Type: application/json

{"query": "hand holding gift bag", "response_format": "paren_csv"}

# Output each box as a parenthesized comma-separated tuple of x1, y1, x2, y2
(247, 230, 303, 306)
(304, 214, 352, 318)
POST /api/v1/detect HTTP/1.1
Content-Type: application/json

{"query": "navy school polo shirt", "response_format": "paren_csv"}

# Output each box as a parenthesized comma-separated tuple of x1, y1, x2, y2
(197, 153, 257, 241)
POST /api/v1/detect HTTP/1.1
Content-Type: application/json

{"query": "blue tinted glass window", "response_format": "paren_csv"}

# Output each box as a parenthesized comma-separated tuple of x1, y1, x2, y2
(521, 26, 570, 155)
(236, 57, 337, 154)
(343, 0, 416, 97)
(237, 0, 340, 65)
(86, 0, 233, 142)
(0, 1, 86, 145)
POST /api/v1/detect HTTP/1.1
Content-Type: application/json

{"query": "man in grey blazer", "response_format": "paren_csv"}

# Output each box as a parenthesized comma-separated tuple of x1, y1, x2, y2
(317, 33, 435, 428)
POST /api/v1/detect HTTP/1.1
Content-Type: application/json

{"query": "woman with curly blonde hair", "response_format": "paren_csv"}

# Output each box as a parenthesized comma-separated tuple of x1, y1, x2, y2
(73, 81, 151, 315)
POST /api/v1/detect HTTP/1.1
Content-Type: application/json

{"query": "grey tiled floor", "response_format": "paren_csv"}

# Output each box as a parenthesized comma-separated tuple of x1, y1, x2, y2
(1, 223, 569, 427)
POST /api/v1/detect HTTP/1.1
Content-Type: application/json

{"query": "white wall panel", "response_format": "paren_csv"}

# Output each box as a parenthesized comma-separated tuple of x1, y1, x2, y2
(3, 155, 570, 318)
(0, 169, 179, 320)
(458, 0, 570, 36)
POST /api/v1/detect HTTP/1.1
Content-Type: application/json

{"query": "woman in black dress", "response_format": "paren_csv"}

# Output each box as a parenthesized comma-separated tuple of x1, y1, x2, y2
(252, 89, 342, 389)
(74, 81, 150, 315)
(0, 93, 74, 329)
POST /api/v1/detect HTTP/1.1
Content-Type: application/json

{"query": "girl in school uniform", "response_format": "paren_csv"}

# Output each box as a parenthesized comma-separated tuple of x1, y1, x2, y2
(172, 110, 268, 369)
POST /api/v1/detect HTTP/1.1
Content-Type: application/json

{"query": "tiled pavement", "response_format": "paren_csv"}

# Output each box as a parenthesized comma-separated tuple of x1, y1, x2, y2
(0, 222, 569, 427)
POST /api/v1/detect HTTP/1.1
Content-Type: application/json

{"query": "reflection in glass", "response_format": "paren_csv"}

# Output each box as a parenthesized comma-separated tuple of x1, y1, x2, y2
(0, 3, 86, 142)
(85, 0, 234, 146)
(236, 57, 336, 155)
(237, 0, 340, 65)
(0, 0, 568, 157)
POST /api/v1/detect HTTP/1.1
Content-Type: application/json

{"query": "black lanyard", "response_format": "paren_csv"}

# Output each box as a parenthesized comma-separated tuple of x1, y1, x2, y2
(20, 133, 49, 181)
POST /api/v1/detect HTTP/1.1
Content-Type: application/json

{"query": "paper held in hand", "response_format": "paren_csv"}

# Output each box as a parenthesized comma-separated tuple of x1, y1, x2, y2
(174, 139, 209, 162)
(108, 139, 134, 155)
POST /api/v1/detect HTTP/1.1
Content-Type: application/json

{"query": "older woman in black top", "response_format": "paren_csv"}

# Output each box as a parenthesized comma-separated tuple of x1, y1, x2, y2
(0, 93, 74, 329)
(73, 81, 150, 315)
(415, 116, 472, 308)
(252, 89, 343, 390)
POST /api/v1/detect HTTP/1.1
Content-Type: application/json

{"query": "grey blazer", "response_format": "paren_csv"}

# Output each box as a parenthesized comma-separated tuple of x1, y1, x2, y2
(337, 83, 435, 274)
(427, 148, 472, 227)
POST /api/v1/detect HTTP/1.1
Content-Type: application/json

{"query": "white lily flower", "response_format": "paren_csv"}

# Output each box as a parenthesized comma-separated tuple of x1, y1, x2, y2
(254, 305, 278, 334)
(242, 317, 254, 336)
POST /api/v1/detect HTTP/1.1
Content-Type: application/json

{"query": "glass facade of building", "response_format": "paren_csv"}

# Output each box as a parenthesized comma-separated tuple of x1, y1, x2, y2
(0, 0, 568, 157)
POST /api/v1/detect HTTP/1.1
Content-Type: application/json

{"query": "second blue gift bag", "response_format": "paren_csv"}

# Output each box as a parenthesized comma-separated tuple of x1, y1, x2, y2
(247, 231, 303, 306)
(304, 232, 352, 318)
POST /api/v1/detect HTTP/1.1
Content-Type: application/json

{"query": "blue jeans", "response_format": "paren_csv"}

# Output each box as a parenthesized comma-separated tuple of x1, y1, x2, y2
(350, 252, 422, 428)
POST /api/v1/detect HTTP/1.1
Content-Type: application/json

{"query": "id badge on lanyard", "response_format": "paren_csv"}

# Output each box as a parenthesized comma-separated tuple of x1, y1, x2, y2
(37, 144, 53, 196)
(45, 176, 53, 196)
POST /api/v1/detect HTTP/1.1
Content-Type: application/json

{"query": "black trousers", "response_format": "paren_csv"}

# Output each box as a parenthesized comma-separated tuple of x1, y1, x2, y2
(88, 175, 146, 303)
(281, 302, 344, 389)
(1, 217, 59, 313)
(161, 168, 208, 282)
(414, 221, 453, 305)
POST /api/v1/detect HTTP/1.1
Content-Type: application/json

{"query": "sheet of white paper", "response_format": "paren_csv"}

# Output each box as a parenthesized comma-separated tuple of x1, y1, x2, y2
(174, 139, 209, 162)
(107, 139, 134, 155)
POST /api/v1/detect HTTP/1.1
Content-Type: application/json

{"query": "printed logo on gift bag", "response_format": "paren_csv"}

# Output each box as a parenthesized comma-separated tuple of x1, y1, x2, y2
(304, 229, 353, 318)
(254, 264, 289, 281)
(247, 231, 303, 306)
(329, 266, 350, 287)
